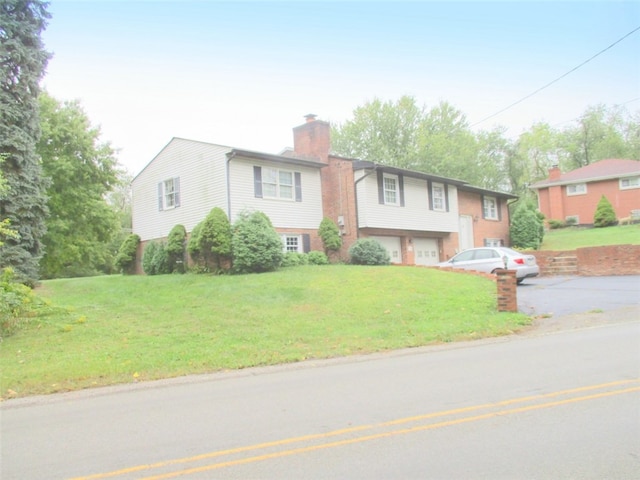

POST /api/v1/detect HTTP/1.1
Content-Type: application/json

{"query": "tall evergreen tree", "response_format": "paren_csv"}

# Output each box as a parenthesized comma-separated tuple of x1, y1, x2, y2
(0, 0, 51, 285)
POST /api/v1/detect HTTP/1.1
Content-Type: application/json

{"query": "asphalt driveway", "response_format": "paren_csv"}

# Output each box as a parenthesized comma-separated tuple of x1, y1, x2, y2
(517, 275, 640, 317)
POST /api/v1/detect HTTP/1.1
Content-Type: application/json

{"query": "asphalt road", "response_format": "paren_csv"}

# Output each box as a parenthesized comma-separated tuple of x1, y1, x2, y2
(2, 310, 639, 479)
(517, 275, 640, 317)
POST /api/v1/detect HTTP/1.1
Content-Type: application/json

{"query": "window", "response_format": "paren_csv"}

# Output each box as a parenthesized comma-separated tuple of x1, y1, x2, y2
(484, 238, 503, 247)
(432, 182, 445, 211)
(383, 174, 398, 205)
(281, 234, 310, 253)
(566, 183, 586, 196)
(157, 177, 180, 211)
(254, 167, 302, 201)
(483, 196, 498, 220)
(620, 176, 640, 190)
(283, 235, 300, 252)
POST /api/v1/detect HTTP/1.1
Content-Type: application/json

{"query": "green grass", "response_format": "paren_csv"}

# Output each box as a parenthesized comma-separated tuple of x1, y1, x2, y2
(0, 266, 529, 398)
(541, 224, 640, 250)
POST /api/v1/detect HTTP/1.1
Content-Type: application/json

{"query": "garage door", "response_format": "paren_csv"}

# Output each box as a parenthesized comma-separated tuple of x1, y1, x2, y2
(414, 238, 439, 266)
(369, 236, 402, 264)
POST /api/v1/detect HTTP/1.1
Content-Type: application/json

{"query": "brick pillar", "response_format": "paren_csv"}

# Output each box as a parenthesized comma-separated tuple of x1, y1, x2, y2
(496, 269, 517, 312)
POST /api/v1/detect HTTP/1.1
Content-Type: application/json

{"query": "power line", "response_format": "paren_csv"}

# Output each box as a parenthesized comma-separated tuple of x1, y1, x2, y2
(471, 26, 640, 127)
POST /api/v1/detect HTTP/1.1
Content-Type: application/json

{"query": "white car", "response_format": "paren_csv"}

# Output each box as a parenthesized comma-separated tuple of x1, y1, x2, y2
(438, 247, 540, 284)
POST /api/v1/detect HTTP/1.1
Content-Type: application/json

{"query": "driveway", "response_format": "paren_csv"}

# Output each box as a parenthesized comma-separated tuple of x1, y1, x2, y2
(517, 275, 640, 318)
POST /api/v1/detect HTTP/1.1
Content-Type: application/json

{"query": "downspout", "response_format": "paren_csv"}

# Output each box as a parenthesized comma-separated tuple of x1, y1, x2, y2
(225, 151, 235, 221)
(353, 165, 379, 239)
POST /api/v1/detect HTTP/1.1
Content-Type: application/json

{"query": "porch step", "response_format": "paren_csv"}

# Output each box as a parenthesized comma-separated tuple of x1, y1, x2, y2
(546, 255, 578, 275)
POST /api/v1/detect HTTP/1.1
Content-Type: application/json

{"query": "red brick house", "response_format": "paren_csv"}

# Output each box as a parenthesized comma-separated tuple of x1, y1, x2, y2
(530, 159, 640, 226)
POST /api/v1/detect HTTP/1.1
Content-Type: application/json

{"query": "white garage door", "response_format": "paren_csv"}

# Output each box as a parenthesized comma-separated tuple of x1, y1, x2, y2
(369, 236, 402, 264)
(414, 238, 439, 266)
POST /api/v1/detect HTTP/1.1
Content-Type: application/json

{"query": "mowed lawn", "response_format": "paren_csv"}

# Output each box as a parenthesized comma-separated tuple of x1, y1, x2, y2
(0, 265, 530, 398)
(540, 224, 640, 250)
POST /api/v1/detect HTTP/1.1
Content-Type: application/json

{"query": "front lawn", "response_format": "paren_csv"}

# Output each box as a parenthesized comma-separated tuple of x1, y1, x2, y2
(0, 265, 529, 398)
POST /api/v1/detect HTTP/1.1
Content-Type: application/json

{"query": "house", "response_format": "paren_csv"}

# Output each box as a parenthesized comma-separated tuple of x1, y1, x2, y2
(530, 159, 640, 226)
(131, 115, 516, 271)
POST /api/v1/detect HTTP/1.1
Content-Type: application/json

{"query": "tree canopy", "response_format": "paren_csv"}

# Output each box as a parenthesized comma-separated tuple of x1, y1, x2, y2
(37, 91, 121, 278)
(0, 0, 51, 285)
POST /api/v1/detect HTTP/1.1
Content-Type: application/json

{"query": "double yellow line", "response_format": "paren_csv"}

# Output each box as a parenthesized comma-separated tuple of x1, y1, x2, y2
(72, 379, 640, 480)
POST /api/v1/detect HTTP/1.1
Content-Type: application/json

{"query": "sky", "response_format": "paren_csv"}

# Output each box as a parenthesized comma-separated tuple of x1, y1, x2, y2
(41, 1, 640, 176)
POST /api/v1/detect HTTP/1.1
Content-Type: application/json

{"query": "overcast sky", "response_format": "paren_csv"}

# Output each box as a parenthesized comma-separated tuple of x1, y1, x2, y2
(41, 1, 640, 176)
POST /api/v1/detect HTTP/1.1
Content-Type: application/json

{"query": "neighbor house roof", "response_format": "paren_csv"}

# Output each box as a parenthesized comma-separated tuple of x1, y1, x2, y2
(530, 159, 640, 189)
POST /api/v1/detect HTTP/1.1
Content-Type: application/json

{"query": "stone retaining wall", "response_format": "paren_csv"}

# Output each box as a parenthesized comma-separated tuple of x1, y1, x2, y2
(531, 245, 640, 276)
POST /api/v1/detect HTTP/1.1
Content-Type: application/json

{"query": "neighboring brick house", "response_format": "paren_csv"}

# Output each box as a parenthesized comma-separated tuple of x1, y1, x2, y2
(530, 159, 640, 226)
(131, 115, 516, 270)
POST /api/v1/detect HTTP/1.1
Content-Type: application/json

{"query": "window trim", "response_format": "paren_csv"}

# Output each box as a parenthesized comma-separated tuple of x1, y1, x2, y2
(620, 176, 640, 190)
(254, 166, 302, 202)
(157, 177, 180, 211)
(281, 234, 310, 253)
(566, 183, 587, 196)
(482, 195, 499, 220)
(382, 173, 399, 206)
(431, 182, 446, 212)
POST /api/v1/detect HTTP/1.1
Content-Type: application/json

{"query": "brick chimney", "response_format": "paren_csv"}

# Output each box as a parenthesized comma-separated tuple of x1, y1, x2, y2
(293, 114, 330, 164)
(549, 164, 561, 181)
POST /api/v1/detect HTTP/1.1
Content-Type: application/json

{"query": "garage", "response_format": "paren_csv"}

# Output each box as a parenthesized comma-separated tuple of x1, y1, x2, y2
(413, 238, 439, 266)
(369, 236, 402, 264)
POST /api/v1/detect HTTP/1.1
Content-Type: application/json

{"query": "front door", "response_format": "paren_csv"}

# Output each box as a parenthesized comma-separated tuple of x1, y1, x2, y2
(459, 215, 474, 251)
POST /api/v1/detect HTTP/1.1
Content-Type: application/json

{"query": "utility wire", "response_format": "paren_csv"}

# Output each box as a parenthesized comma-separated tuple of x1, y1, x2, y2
(471, 26, 640, 127)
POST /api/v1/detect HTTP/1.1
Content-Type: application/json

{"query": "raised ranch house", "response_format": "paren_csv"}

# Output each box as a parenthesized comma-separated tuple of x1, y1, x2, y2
(131, 115, 516, 272)
(530, 159, 640, 226)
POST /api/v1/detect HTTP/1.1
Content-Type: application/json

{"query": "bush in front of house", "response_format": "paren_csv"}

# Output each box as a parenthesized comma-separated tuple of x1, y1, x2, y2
(548, 219, 565, 229)
(594, 195, 618, 228)
(281, 252, 309, 267)
(307, 251, 329, 265)
(115, 233, 140, 274)
(348, 239, 390, 265)
(318, 217, 342, 254)
(166, 224, 187, 273)
(510, 201, 544, 250)
(142, 240, 170, 275)
(231, 211, 283, 274)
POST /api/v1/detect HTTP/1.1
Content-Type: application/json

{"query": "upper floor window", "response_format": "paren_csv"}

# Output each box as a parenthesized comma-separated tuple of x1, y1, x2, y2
(254, 166, 302, 202)
(566, 183, 586, 196)
(383, 174, 399, 205)
(157, 177, 180, 211)
(620, 176, 640, 190)
(483, 196, 498, 220)
(432, 182, 445, 211)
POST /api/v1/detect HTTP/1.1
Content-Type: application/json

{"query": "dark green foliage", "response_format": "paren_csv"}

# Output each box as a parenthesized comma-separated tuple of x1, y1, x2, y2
(115, 233, 140, 274)
(548, 219, 565, 229)
(565, 217, 578, 226)
(318, 217, 342, 253)
(38, 92, 120, 278)
(510, 202, 544, 249)
(281, 252, 309, 267)
(0, 0, 51, 286)
(199, 207, 232, 270)
(307, 251, 329, 265)
(348, 239, 390, 265)
(593, 195, 618, 228)
(166, 224, 187, 273)
(142, 241, 169, 275)
(186, 221, 204, 267)
(231, 211, 283, 274)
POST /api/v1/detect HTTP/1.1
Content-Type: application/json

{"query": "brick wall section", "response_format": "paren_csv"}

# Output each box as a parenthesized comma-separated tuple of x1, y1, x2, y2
(531, 245, 640, 276)
(496, 269, 518, 312)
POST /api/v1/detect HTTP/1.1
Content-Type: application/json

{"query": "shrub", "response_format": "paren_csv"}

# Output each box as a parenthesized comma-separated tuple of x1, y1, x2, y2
(115, 234, 140, 274)
(200, 207, 232, 271)
(281, 252, 309, 267)
(142, 241, 170, 275)
(510, 202, 544, 250)
(565, 216, 578, 226)
(349, 239, 390, 265)
(0, 268, 46, 339)
(318, 217, 342, 254)
(307, 250, 329, 265)
(548, 219, 565, 229)
(187, 221, 204, 267)
(231, 211, 283, 273)
(594, 195, 618, 228)
(166, 224, 187, 273)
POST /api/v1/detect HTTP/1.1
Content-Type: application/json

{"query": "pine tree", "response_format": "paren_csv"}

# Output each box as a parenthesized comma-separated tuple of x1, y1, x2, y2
(0, 0, 51, 285)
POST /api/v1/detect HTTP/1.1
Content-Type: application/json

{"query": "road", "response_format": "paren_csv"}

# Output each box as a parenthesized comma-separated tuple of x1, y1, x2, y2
(2, 314, 639, 479)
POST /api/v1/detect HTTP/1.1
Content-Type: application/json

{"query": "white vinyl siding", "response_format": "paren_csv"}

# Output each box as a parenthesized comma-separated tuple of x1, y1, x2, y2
(229, 157, 322, 229)
(356, 172, 459, 232)
(132, 139, 230, 242)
